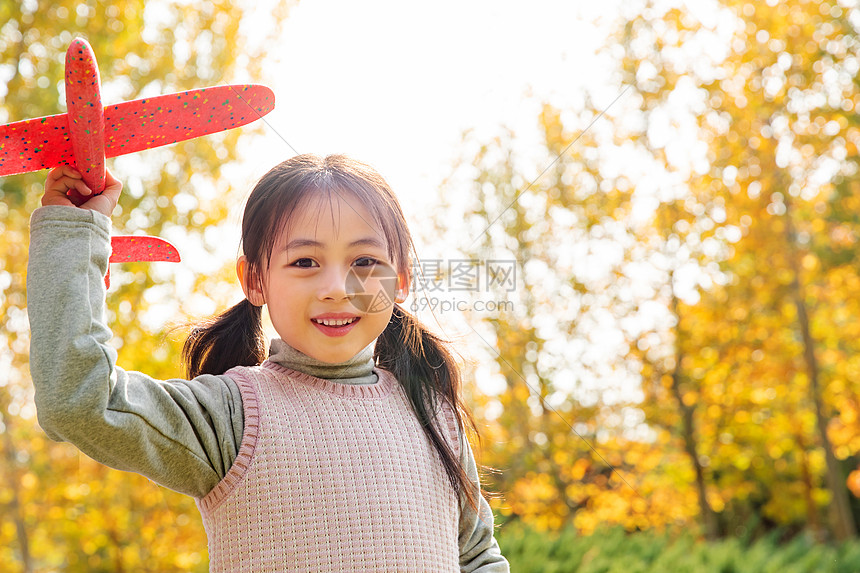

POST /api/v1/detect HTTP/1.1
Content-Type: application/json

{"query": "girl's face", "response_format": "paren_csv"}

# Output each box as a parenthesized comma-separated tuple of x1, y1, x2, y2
(239, 191, 408, 364)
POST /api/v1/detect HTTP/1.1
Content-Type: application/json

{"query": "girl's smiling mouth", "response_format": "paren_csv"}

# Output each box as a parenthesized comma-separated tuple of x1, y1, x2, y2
(311, 314, 361, 337)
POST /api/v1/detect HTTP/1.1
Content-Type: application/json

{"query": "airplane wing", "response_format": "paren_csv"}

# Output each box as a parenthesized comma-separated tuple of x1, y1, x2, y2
(0, 113, 74, 176)
(103, 84, 274, 157)
(109, 235, 181, 263)
(0, 84, 275, 177)
(106, 235, 181, 289)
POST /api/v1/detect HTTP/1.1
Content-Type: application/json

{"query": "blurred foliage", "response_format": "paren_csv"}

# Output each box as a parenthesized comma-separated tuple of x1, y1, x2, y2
(447, 0, 860, 550)
(495, 520, 860, 573)
(0, 0, 290, 571)
(5, 0, 860, 570)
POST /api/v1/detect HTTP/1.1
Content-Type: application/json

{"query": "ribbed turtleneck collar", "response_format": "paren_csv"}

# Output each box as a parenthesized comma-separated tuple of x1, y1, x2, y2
(266, 338, 378, 385)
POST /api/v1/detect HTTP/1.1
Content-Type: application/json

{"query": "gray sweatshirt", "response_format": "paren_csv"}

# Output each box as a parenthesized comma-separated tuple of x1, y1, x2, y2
(27, 205, 509, 572)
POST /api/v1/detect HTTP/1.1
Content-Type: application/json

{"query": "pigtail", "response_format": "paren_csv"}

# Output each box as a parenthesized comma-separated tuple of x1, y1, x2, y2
(182, 298, 267, 378)
(375, 304, 486, 515)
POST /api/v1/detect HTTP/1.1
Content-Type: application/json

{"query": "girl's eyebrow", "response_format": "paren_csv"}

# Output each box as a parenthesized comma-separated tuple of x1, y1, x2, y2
(284, 237, 387, 251)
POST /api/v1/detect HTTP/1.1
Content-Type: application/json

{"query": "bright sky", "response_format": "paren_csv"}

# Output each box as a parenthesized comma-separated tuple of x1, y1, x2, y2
(237, 0, 619, 221)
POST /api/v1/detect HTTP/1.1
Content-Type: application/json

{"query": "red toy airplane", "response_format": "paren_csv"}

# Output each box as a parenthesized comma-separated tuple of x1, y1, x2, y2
(0, 37, 275, 287)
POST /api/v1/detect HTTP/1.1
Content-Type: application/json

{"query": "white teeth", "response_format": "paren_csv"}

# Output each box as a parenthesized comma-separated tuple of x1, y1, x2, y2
(314, 318, 357, 326)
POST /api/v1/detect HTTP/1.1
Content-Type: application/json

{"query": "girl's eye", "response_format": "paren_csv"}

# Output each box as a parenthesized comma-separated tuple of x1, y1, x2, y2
(291, 258, 318, 268)
(354, 257, 378, 267)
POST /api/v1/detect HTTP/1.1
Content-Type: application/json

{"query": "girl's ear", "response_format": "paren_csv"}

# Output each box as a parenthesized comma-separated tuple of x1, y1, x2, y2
(237, 256, 266, 306)
(394, 271, 409, 304)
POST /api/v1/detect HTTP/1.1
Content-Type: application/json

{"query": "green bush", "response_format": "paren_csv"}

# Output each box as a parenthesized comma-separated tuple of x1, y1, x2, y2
(494, 521, 860, 573)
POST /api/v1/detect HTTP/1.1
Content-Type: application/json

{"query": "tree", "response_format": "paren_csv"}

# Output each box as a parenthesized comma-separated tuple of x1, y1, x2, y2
(688, 0, 860, 540)
(444, 0, 860, 542)
(0, 1, 291, 570)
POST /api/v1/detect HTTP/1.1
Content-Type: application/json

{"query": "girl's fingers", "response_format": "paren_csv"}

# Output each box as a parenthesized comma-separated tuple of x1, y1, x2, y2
(43, 167, 94, 207)
(70, 179, 94, 197)
(46, 165, 82, 186)
(47, 177, 91, 197)
(45, 167, 64, 189)
(61, 165, 82, 179)
(45, 166, 85, 193)
(42, 165, 122, 217)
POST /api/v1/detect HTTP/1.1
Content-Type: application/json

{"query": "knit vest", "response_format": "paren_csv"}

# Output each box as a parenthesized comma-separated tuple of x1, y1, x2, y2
(196, 360, 461, 572)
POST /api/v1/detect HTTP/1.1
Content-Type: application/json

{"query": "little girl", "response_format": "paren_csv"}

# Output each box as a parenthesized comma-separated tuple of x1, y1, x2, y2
(28, 155, 509, 572)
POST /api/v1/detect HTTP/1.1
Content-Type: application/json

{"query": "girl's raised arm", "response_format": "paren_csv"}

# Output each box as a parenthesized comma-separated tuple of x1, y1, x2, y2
(27, 170, 245, 498)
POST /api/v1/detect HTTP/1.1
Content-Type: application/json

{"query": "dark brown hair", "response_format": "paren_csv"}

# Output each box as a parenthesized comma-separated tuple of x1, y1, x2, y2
(183, 154, 484, 514)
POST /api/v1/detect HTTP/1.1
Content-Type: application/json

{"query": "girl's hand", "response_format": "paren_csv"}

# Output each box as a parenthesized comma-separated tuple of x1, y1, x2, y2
(43, 166, 123, 218)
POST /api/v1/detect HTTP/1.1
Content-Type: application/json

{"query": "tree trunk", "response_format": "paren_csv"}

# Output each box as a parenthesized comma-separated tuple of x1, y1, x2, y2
(787, 403, 825, 541)
(0, 403, 32, 573)
(784, 198, 857, 540)
(669, 286, 719, 540)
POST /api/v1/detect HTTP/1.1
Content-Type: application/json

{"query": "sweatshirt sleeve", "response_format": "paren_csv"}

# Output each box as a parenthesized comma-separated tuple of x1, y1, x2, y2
(458, 427, 510, 572)
(27, 205, 244, 499)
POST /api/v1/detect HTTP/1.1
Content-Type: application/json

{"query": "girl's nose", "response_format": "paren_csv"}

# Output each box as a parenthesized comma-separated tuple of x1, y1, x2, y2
(317, 266, 352, 301)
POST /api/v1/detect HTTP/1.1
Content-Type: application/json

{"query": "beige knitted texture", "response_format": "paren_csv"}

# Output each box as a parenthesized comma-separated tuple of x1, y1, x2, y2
(197, 362, 460, 572)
